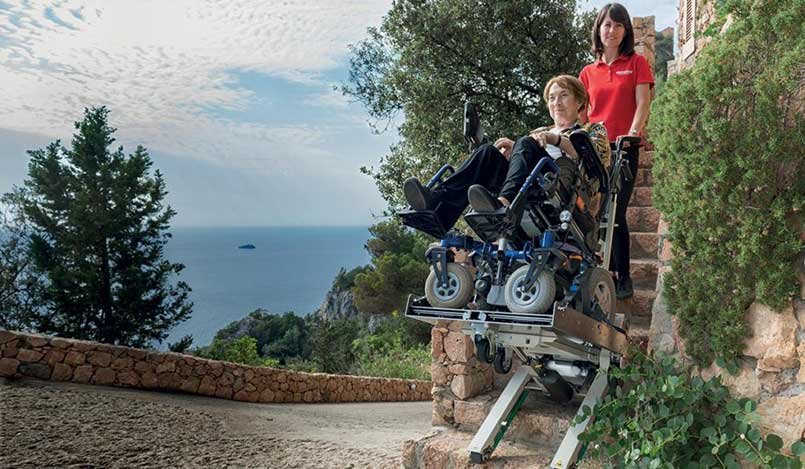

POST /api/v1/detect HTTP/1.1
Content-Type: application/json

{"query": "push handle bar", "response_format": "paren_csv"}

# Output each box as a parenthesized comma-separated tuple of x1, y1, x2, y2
(615, 135, 641, 154)
(427, 164, 455, 189)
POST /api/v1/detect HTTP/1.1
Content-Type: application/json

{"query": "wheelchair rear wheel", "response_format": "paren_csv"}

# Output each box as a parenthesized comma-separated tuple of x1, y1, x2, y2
(425, 263, 474, 309)
(503, 265, 556, 314)
(581, 267, 616, 321)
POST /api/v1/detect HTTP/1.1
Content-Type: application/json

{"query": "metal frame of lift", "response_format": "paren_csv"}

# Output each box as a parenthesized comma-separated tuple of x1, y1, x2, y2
(406, 298, 628, 468)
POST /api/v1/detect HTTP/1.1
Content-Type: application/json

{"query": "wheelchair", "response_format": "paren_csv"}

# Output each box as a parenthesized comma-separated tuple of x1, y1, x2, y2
(399, 102, 638, 329)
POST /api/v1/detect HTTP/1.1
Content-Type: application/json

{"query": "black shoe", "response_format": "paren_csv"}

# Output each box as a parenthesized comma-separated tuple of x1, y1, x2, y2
(403, 177, 432, 210)
(616, 276, 634, 300)
(468, 184, 501, 212)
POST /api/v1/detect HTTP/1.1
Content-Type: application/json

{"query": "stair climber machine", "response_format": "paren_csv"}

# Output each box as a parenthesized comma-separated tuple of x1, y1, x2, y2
(399, 102, 640, 467)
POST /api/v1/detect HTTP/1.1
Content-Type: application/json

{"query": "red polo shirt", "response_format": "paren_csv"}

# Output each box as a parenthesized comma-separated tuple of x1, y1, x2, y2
(580, 53, 654, 142)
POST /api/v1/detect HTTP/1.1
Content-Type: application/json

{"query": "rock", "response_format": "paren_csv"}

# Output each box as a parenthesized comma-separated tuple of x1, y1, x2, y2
(140, 372, 158, 388)
(453, 399, 490, 427)
(431, 327, 444, 359)
(0, 358, 20, 376)
(72, 365, 94, 383)
(179, 376, 200, 393)
(19, 362, 51, 380)
(447, 363, 469, 375)
(64, 351, 86, 366)
(16, 348, 44, 363)
(51, 363, 73, 381)
(117, 370, 139, 386)
(450, 372, 485, 400)
(700, 361, 761, 399)
(198, 376, 217, 395)
(87, 351, 113, 367)
(798, 342, 805, 384)
(50, 338, 72, 349)
(44, 349, 65, 366)
(743, 302, 799, 371)
(431, 363, 449, 386)
(27, 335, 49, 347)
(259, 388, 275, 402)
(756, 393, 805, 449)
(93, 367, 116, 385)
(111, 357, 133, 370)
(155, 360, 176, 374)
(443, 332, 474, 363)
(314, 282, 359, 322)
(401, 439, 417, 469)
(0, 330, 17, 344)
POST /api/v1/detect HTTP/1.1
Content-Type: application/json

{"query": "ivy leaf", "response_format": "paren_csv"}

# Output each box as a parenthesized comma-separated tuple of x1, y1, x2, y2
(765, 434, 783, 451)
(734, 440, 751, 455)
(744, 399, 757, 413)
(726, 401, 741, 414)
(771, 454, 789, 469)
(792, 440, 805, 456)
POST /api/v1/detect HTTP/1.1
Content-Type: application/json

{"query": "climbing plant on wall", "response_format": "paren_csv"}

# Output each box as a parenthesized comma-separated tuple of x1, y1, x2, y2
(648, 0, 804, 364)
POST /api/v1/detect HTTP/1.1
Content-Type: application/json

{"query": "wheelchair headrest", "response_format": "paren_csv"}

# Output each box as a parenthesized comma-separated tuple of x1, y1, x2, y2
(569, 129, 609, 194)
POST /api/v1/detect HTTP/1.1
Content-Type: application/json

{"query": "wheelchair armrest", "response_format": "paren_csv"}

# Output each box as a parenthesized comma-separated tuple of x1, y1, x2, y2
(569, 129, 609, 194)
(426, 164, 455, 189)
(508, 157, 559, 216)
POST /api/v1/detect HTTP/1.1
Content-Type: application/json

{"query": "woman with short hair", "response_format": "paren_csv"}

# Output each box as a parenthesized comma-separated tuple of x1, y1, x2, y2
(579, 3, 654, 299)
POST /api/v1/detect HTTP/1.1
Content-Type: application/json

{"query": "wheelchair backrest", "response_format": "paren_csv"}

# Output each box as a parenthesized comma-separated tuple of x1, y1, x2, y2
(569, 129, 609, 195)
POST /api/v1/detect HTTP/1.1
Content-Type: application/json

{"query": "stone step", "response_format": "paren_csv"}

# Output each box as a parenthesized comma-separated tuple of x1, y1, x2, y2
(616, 288, 656, 318)
(630, 259, 659, 290)
(449, 391, 577, 449)
(626, 206, 660, 233)
(402, 428, 559, 468)
(630, 232, 660, 260)
(634, 168, 653, 188)
(638, 150, 653, 169)
(630, 186, 653, 207)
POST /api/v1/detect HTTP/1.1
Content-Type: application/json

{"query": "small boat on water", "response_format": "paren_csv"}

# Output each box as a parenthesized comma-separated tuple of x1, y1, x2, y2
(238, 244, 256, 249)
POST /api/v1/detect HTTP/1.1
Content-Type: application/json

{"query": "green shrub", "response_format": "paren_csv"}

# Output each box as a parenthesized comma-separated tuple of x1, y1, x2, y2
(579, 351, 804, 468)
(195, 336, 278, 367)
(648, 0, 804, 364)
(351, 335, 430, 380)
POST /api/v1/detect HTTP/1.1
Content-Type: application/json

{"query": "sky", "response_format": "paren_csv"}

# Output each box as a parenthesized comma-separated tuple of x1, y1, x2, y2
(0, 0, 678, 227)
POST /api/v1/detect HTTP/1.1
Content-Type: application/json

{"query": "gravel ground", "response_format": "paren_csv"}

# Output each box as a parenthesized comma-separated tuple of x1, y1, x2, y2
(0, 377, 432, 468)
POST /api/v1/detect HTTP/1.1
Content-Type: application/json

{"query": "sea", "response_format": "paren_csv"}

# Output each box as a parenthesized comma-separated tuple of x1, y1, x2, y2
(163, 226, 372, 348)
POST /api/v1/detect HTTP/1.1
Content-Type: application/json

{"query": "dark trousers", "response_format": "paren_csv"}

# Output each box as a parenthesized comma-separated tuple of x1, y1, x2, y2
(609, 145, 640, 278)
(431, 140, 577, 230)
(432, 143, 509, 229)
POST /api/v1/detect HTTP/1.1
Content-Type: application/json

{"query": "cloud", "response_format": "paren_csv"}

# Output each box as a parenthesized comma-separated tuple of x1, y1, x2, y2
(0, 0, 392, 179)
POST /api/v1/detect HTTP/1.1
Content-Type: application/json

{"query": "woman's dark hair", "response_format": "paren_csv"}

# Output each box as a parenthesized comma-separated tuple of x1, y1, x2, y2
(591, 3, 635, 58)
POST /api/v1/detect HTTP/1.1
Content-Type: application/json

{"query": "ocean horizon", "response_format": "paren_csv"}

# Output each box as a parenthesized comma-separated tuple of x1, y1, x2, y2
(163, 225, 372, 347)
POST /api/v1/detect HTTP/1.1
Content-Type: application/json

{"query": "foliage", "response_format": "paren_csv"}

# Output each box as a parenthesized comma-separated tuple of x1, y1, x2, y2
(653, 31, 674, 87)
(351, 338, 430, 380)
(196, 336, 278, 367)
(579, 351, 804, 468)
(350, 313, 431, 380)
(168, 335, 194, 353)
(212, 310, 311, 364)
(332, 265, 372, 291)
(309, 318, 364, 374)
(6, 107, 192, 347)
(0, 189, 46, 331)
(352, 220, 431, 315)
(647, 0, 804, 364)
(343, 0, 595, 210)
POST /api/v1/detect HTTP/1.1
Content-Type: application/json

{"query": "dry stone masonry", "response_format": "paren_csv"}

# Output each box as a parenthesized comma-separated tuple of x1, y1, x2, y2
(0, 330, 431, 403)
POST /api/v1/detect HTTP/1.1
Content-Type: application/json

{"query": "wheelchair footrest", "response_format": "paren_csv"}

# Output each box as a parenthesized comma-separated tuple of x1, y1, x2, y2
(399, 209, 448, 239)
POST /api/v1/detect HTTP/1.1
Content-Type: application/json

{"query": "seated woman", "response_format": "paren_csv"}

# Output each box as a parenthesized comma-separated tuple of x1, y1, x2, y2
(403, 75, 610, 231)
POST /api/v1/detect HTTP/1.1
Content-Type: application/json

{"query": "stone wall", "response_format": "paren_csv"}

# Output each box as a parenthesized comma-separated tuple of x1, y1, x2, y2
(0, 330, 431, 403)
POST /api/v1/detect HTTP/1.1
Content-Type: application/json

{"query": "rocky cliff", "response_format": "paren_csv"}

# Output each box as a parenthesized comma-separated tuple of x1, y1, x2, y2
(314, 283, 360, 323)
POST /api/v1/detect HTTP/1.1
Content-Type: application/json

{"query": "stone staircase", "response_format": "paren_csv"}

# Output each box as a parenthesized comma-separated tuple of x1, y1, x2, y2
(616, 148, 660, 340)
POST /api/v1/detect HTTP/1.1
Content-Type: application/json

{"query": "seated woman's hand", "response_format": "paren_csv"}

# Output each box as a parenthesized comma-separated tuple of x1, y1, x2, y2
(529, 130, 558, 148)
(494, 137, 514, 160)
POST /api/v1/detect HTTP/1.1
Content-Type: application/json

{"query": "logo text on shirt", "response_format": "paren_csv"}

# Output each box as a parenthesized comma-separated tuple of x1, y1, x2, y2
(615, 70, 633, 75)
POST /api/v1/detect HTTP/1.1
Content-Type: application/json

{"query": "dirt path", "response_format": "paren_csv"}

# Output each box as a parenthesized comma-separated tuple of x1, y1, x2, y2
(0, 377, 432, 468)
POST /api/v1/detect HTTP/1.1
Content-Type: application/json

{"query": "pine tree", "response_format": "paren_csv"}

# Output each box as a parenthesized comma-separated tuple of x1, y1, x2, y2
(17, 106, 192, 347)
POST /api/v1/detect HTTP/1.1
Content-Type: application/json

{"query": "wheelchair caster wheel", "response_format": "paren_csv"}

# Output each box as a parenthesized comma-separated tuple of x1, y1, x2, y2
(425, 263, 473, 309)
(474, 336, 494, 364)
(503, 265, 556, 314)
(493, 346, 512, 374)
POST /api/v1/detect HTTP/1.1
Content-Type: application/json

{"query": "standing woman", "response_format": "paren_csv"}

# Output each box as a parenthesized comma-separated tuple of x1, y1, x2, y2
(580, 3, 653, 299)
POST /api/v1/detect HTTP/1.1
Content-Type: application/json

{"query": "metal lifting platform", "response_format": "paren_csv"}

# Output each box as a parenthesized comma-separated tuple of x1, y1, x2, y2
(406, 296, 629, 468)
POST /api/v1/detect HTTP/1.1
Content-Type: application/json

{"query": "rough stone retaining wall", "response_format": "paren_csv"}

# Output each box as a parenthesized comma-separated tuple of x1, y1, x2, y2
(0, 330, 431, 403)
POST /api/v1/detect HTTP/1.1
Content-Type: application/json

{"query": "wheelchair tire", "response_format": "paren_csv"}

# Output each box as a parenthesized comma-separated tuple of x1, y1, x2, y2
(581, 267, 616, 321)
(425, 263, 474, 309)
(503, 265, 556, 314)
